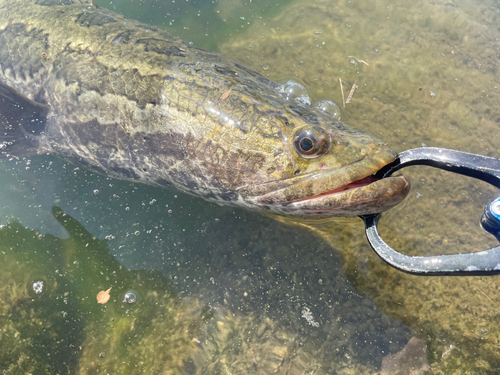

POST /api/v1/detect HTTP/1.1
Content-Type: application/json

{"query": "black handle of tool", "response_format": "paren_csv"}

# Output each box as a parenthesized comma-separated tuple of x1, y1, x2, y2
(361, 147, 500, 276)
(375, 147, 500, 186)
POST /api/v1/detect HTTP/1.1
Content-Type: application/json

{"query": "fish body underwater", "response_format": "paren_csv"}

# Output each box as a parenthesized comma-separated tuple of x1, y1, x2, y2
(0, 0, 409, 217)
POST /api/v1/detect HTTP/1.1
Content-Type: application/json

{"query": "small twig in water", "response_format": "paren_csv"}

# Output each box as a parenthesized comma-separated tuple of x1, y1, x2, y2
(347, 56, 369, 66)
(478, 288, 495, 304)
(339, 78, 345, 108)
(345, 84, 357, 104)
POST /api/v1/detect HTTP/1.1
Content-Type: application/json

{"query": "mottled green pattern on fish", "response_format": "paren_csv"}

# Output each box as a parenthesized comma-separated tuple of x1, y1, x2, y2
(0, 0, 409, 217)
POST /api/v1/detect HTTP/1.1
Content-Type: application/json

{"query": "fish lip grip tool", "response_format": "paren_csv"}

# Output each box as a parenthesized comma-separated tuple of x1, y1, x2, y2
(360, 147, 500, 276)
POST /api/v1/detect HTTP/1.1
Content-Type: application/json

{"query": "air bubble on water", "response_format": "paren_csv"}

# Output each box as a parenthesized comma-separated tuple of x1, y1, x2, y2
(312, 100, 343, 121)
(278, 80, 311, 106)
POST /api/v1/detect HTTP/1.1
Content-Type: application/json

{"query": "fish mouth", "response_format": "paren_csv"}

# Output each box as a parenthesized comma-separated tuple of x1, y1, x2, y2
(247, 149, 410, 217)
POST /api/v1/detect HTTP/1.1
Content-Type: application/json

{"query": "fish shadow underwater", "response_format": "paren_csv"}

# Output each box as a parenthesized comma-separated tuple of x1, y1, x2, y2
(0, 206, 417, 374)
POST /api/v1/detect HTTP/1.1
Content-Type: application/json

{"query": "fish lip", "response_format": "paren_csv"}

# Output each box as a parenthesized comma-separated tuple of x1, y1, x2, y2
(245, 149, 411, 217)
(281, 176, 410, 217)
(256, 175, 410, 217)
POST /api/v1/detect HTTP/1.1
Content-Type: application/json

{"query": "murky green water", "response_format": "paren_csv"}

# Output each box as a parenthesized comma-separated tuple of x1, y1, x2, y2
(1, 0, 500, 373)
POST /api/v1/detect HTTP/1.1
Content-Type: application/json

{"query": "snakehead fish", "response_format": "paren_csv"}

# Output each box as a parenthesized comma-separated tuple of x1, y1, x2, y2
(0, 0, 409, 217)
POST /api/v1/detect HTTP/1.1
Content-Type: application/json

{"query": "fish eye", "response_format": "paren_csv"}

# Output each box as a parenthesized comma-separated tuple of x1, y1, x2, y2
(293, 128, 329, 158)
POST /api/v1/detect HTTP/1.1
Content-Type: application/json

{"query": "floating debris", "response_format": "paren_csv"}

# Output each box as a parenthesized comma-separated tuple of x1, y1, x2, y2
(339, 78, 345, 108)
(97, 288, 112, 304)
(220, 88, 232, 101)
(442, 344, 454, 358)
(347, 55, 369, 66)
(301, 306, 320, 327)
(345, 83, 357, 104)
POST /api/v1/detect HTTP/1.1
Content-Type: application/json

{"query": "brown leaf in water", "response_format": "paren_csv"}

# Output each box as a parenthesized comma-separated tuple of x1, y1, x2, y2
(97, 288, 112, 304)
(220, 88, 232, 101)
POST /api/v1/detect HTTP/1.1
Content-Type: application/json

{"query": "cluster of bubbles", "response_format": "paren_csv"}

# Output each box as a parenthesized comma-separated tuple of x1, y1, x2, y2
(32, 280, 44, 294)
(277, 80, 343, 122)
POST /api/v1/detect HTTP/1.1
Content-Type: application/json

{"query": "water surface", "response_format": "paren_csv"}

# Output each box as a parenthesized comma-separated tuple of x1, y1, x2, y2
(1, 0, 500, 373)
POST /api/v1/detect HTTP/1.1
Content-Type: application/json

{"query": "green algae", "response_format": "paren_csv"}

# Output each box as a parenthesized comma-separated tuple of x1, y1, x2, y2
(0, 207, 202, 374)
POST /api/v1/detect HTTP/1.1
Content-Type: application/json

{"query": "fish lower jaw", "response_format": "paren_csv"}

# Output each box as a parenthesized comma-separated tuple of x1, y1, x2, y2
(251, 176, 410, 218)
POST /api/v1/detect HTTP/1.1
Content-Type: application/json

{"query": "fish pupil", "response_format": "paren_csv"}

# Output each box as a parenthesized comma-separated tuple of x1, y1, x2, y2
(300, 137, 314, 152)
(293, 128, 326, 158)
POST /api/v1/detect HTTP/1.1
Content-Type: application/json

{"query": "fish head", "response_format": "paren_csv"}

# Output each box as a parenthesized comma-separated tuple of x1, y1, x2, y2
(162, 63, 408, 217)
(237, 106, 410, 218)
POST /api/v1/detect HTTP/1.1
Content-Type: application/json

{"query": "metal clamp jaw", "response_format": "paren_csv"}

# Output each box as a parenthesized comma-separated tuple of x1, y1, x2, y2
(360, 147, 500, 276)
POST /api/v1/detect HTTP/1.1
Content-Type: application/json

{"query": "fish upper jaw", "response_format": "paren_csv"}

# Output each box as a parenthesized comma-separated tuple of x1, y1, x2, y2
(241, 148, 411, 218)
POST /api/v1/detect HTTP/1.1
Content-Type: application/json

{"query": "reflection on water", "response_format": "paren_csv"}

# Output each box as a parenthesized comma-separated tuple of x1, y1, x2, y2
(1, 0, 500, 373)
